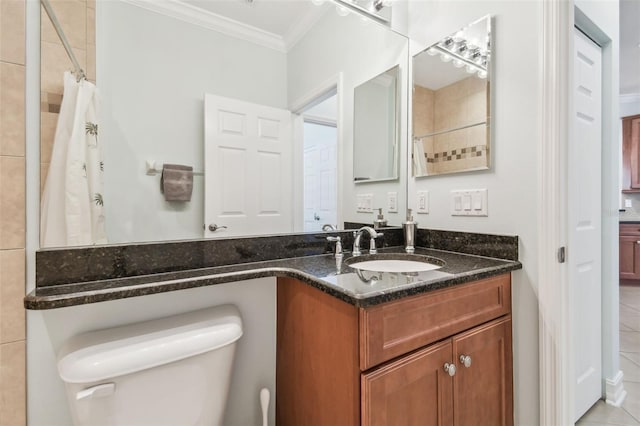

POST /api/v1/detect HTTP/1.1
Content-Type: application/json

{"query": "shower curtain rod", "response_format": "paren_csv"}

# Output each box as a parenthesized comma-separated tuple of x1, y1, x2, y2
(41, 0, 86, 82)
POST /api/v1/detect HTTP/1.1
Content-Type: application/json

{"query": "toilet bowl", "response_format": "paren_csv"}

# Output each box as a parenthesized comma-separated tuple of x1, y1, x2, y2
(57, 305, 243, 426)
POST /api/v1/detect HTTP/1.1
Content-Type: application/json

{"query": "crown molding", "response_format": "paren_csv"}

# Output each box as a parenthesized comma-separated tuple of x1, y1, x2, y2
(620, 93, 640, 104)
(283, 5, 329, 51)
(121, 0, 287, 52)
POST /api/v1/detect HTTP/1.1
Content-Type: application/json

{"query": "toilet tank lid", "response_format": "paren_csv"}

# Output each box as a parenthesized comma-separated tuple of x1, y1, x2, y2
(57, 304, 243, 384)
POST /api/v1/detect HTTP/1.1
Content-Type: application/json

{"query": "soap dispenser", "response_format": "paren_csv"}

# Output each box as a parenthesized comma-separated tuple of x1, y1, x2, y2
(403, 209, 417, 254)
(374, 208, 387, 229)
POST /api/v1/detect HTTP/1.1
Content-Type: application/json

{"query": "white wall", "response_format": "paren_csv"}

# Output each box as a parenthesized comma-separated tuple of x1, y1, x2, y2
(621, 94, 640, 117)
(27, 278, 276, 426)
(407, 2, 541, 423)
(287, 11, 409, 227)
(406, 0, 621, 423)
(97, 1, 287, 244)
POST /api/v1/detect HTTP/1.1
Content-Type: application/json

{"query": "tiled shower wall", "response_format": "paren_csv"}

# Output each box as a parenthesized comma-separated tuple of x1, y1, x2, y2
(413, 76, 488, 175)
(0, 0, 95, 422)
(0, 0, 26, 424)
(41, 0, 95, 192)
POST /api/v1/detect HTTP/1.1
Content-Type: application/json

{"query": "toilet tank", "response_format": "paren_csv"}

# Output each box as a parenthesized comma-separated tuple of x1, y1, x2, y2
(57, 305, 243, 426)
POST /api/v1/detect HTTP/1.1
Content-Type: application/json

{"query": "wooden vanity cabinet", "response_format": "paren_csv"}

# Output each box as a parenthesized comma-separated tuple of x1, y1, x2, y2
(276, 274, 513, 426)
(620, 224, 640, 280)
(622, 114, 640, 192)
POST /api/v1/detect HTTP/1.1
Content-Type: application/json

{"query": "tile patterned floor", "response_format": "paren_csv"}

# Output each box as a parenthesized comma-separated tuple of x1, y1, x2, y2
(577, 283, 640, 425)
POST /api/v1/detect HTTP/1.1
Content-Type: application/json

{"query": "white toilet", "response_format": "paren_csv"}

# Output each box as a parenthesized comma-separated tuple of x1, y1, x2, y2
(57, 305, 243, 426)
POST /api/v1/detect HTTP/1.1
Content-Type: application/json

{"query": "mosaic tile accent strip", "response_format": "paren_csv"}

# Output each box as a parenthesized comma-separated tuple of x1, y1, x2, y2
(40, 91, 62, 114)
(424, 145, 487, 163)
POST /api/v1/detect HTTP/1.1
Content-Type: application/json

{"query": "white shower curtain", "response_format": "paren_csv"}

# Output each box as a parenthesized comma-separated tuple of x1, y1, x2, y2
(41, 72, 107, 247)
(413, 137, 427, 176)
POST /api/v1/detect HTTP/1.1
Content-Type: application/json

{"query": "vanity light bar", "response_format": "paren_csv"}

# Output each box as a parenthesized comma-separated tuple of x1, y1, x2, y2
(428, 44, 488, 75)
(330, 0, 390, 24)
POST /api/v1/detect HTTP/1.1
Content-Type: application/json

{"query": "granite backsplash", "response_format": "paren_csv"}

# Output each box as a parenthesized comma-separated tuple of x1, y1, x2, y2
(35, 227, 517, 288)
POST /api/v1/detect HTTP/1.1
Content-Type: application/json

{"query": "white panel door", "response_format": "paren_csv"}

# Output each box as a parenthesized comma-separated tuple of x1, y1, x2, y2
(204, 94, 292, 237)
(571, 28, 602, 421)
(303, 121, 337, 232)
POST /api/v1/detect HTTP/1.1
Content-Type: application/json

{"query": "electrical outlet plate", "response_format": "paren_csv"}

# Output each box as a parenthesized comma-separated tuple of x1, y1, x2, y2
(451, 189, 487, 216)
(417, 191, 429, 214)
(387, 192, 398, 213)
(625, 199, 633, 208)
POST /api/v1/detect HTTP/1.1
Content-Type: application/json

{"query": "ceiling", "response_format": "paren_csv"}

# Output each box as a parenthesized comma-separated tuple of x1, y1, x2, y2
(165, 0, 639, 95)
(183, 0, 318, 38)
(620, 0, 640, 95)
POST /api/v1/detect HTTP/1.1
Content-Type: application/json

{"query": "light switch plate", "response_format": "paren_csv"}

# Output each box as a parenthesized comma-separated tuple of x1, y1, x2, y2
(357, 194, 374, 213)
(451, 189, 488, 216)
(417, 191, 429, 214)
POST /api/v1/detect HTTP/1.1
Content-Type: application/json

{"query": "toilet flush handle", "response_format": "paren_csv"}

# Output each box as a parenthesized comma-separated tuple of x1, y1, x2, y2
(76, 383, 116, 400)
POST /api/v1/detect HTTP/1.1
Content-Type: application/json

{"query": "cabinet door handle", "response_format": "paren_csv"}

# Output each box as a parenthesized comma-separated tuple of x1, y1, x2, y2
(459, 354, 472, 368)
(444, 363, 456, 376)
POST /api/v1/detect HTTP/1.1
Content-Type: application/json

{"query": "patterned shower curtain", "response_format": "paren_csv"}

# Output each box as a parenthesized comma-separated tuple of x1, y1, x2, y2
(41, 71, 107, 247)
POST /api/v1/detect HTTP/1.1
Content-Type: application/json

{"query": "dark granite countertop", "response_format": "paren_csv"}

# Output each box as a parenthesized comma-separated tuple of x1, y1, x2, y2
(24, 246, 521, 310)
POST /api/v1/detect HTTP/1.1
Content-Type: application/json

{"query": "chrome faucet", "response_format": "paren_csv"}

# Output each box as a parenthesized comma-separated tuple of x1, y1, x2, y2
(326, 236, 343, 258)
(352, 226, 384, 256)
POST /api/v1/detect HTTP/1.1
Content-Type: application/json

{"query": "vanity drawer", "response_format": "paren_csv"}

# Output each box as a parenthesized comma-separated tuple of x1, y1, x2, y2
(359, 274, 511, 370)
(620, 223, 640, 235)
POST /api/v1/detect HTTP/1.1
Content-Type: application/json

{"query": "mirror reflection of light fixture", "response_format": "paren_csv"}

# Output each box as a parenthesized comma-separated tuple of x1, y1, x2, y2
(373, 0, 392, 11)
(431, 38, 489, 77)
(321, 0, 393, 24)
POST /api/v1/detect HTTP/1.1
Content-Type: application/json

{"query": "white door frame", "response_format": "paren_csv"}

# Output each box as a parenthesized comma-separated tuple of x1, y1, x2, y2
(539, 2, 623, 424)
(290, 73, 344, 232)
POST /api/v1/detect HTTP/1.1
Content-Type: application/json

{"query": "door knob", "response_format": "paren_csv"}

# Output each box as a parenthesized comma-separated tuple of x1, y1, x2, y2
(459, 354, 472, 368)
(444, 363, 456, 376)
(208, 224, 228, 232)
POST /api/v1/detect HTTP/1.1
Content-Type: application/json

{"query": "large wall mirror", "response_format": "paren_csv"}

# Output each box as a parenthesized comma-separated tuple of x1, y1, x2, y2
(412, 15, 491, 177)
(39, 0, 409, 247)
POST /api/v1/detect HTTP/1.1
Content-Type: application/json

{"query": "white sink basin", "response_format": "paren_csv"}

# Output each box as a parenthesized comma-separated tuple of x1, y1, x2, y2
(344, 254, 444, 273)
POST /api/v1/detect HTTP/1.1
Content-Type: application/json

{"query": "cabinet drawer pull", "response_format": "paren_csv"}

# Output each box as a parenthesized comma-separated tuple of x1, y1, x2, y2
(459, 354, 472, 368)
(444, 363, 456, 376)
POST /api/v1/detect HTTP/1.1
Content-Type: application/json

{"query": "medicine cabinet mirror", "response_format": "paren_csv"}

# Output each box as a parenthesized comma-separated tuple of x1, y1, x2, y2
(412, 15, 491, 177)
(353, 65, 400, 183)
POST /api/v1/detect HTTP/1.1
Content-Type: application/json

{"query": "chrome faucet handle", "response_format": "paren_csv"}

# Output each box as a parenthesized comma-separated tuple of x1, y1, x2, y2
(352, 231, 362, 256)
(369, 232, 384, 254)
(326, 236, 343, 257)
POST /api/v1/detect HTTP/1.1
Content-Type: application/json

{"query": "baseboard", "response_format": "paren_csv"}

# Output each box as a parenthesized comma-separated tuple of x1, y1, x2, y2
(605, 370, 627, 407)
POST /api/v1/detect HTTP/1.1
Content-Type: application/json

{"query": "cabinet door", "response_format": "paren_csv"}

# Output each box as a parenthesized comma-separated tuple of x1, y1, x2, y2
(623, 115, 640, 190)
(630, 118, 640, 188)
(362, 340, 454, 426)
(620, 235, 640, 279)
(452, 317, 513, 426)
